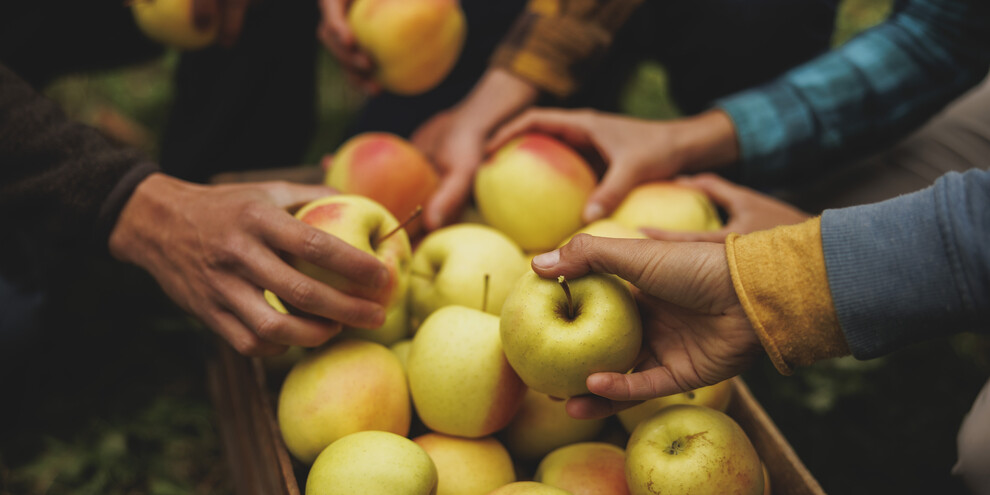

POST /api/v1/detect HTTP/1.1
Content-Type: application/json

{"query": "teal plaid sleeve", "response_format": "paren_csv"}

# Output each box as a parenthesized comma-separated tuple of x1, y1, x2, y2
(715, 0, 990, 186)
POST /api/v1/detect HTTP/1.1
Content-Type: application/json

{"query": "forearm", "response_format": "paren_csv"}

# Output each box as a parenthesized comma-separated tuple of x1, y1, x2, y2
(454, 68, 539, 137)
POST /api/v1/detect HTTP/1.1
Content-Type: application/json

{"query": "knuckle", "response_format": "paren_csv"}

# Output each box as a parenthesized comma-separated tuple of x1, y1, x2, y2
(300, 228, 329, 261)
(287, 278, 320, 309)
(254, 315, 288, 342)
(232, 334, 264, 356)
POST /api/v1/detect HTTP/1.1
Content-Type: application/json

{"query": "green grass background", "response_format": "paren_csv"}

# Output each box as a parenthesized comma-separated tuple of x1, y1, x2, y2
(4, 1, 989, 494)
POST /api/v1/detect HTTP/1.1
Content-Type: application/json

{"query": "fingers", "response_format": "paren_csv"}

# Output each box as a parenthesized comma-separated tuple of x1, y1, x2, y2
(192, 0, 220, 31)
(582, 163, 641, 223)
(224, 279, 344, 347)
(424, 168, 473, 230)
(565, 395, 640, 420)
(641, 227, 729, 243)
(586, 368, 687, 402)
(487, 108, 594, 155)
(323, 0, 356, 47)
(218, 0, 249, 47)
(204, 309, 289, 357)
(257, 181, 335, 210)
(674, 173, 743, 212)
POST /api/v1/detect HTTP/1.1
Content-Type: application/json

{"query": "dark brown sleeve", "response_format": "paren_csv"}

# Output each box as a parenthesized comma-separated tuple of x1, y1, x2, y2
(0, 63, 159, 282)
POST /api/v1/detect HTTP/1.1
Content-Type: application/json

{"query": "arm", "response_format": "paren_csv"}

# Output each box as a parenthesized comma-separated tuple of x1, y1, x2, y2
(716, 0, 990, 186)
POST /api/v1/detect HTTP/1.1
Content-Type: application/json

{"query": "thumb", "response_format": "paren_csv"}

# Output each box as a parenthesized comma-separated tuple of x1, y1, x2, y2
(582, 164, 640, 223)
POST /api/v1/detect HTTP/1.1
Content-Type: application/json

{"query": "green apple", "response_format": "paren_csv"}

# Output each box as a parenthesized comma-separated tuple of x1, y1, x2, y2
(610, 181, 721, 232)
(534, 442, 628, 495)
(413, 433, 516, 495)
(409, 224, 527, 329)
(618, 379, 734, 434)
(390, 338, 413, 372)
(324, 132, 439, 236)
(475, 133, 597, 251)
(348, 0, 467, 95)
(500, 272, 642, 398)
(342, 293, 410, 345)
(503, 388, 605, 462)
(277, 338, 410, 464)
(407, 305, 526, 437)
(306, 430, 437, 495)
(488, 481, 572, 494)
(131, 0, 218, 50)
(625, 404, 763, 495)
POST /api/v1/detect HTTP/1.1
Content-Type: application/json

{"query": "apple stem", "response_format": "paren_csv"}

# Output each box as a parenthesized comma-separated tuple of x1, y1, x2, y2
(558, 275, 575, 320)
(377, 206, 423, 246)
(482, 273, 491, 313)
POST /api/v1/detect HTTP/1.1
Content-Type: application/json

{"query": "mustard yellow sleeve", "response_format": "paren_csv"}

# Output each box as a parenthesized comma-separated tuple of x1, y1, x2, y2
(725, 217, 850, 375)
(490, 0, 643, 98)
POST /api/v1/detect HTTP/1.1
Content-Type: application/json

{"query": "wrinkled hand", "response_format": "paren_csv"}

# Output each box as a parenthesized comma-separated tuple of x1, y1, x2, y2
(488, 108, 739, 224)
(530, 234, 763, 419)
(644, 173, 811, 243)
(109, 174, 390, 356)
(193, 0, 251, 47)
(317, 0, 380, 94)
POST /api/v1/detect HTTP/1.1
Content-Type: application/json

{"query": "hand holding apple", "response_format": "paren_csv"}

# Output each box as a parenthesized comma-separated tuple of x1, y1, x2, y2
(617, 380, 734, 434)
(528, 234, 761, 419)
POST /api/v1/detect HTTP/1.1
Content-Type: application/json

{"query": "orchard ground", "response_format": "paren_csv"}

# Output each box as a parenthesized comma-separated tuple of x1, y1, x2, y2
(3, 1, 988, 493)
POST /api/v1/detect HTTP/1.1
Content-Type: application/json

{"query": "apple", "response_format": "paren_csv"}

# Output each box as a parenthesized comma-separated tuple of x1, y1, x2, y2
(475, 133, 597, 251)
(762, 462, 772, 495)
(534, 442, 629, 495)
(324, 132, 439, 236)
(342, 294, 410, 345)
(503, 388, 605, 462)
(488, 481, 573, 495)
(407, 305, 526, 437)
(131, 0, 218, 50)
(625, 404, 763, 495)
(500, 272, 642, 398)
(617, 379, 733, 434)
(413, 433, 516, 495)
(306, 430, 438, 495)
(348, 0, 467, 95)
(610, 181, 721, 232)
(390, 338, 413, 372)
(409, 224, 528, 329)
(559, 219, 647, 247)
(277, 338, 410, 464)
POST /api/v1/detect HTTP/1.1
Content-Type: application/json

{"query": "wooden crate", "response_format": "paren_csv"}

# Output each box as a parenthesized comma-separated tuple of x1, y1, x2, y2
(207, 166, 826, 495)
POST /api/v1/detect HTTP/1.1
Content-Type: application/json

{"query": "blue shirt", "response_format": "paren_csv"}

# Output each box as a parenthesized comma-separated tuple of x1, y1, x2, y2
(716, 0, 990, 187)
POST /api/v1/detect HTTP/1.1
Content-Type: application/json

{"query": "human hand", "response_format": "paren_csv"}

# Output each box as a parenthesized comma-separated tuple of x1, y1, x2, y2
(643, 173, 811, 243)
(317, 0, 380, 94)
(108, 174, 390, 356)
(530, 234, 763, 419)
(193, 0, 251, 47)
(488, 109, 740, 224)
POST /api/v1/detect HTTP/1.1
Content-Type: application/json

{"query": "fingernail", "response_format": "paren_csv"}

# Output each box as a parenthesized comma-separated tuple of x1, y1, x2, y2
(584, 203, 605, 222)
(532, 250, 560, 269)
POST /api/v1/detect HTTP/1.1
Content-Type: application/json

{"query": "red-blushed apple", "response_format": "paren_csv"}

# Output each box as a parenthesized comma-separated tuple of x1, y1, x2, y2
(488, 481, 572, 494)
(131, 0, 217, 50)
(502, 388, 605, 462)
(475, 133, 597, 251)
(617, 379, 734, 434)
(610, 181, 721, 232)
(306, 430, 437, 495)
(534, 442, 629, 495)
(277, 338, 410, 464)
(407, 305, 526, 438)
(500, 272, 642, 398)
(348, 0, 466, 95)
(324, 132, 439, 236)
(409, 224, 528, 329)
(413, 433, 516, 495)
(625, 405, 763, 495)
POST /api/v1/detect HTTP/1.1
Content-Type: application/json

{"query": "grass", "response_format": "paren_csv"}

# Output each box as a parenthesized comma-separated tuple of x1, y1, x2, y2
(7, 1, 989, 494)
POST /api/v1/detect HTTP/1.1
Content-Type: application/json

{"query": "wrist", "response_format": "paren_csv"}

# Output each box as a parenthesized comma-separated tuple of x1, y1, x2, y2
(457, 69, 539, 137)
(672, 110, 739, 173)
(108, 173, 200, 265)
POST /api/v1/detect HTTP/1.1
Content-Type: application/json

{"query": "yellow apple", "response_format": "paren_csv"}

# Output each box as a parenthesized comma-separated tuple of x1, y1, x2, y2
(342, 294, 410, 345)
(409, 224, 528, 329)
(488, 481, 572, 494)
(348, 0, 467, 95)
(306, 430, 438, 495)
(407, 305, 526, 437)
(277, 338, 410, 464)
(625, 405, 763, 495)
(324, 132, 439, 236)
(475, 133, 597, 251)
(610, 181, 721, 232)
(413, 433, 516, 495)
(534, 442, 629, 495)
(617, 379, 733, 434)
(131, 0, 218, 50)
(500, 272, 642, 398)
(558, 219, 647, 248)
(503, 388, 606, 462)
(390, 338, 413, 372)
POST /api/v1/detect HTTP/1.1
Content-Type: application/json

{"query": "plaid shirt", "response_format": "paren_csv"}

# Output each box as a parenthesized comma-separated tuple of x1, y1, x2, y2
(490, 0, 643, 97)
(716, 0, 990, 187)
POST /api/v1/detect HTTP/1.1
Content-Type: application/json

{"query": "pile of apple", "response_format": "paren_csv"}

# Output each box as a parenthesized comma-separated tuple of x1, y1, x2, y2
(266, 132, 767, 495)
